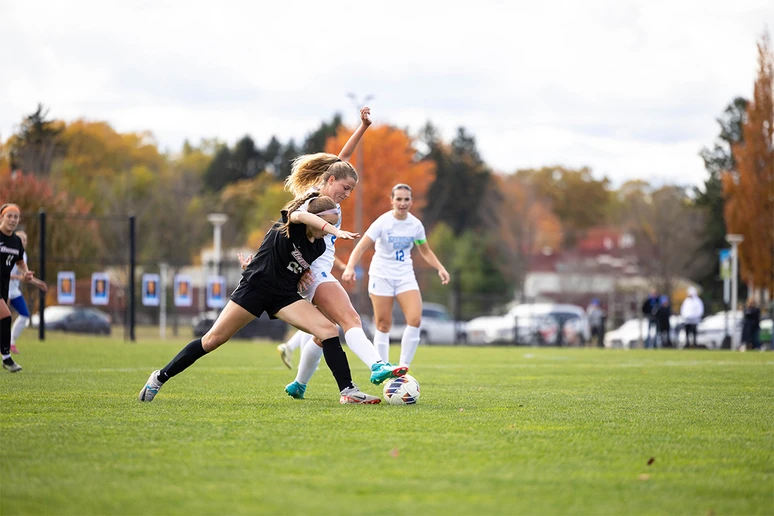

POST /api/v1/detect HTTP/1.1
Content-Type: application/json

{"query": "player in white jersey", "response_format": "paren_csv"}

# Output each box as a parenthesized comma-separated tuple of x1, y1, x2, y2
(7, 231, 48, 354)
(342, 183, 450, 367)
(280, 107, 409, 400)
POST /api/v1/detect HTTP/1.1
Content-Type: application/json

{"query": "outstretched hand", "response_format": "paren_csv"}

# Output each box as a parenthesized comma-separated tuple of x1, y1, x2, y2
(335, 229, 360, 240)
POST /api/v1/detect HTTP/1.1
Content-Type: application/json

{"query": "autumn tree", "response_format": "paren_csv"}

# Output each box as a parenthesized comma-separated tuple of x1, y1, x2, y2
(695, 97, 748, 310)
(722, 31, 774, 298)
(0, 172, 100, 282)
(626, 185, 707, 295)
(423, 223, 513, 318)
(515, 166, 611, 248)
(494, 174, 563, 298)
(323, 124, 436, 261)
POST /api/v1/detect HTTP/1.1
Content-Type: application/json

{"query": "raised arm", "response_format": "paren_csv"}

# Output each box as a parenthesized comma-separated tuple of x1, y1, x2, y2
(289, 211, 360, 240)
(341, 235, 375, 284)
(416, 242, 450, 285)
(338, 107, 372, 162)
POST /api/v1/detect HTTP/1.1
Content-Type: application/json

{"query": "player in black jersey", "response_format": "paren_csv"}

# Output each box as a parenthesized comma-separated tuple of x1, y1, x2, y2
(139, 194, 381, 404)
(1, 204, 34, 373)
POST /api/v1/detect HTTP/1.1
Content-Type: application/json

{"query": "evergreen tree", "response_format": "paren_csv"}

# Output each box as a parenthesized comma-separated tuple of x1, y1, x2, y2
(696, 97, 748, 310)
(420, 124, 493, 233)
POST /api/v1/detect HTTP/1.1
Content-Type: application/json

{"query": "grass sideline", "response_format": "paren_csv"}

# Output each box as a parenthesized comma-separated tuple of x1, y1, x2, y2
(1, 334, 772, 515)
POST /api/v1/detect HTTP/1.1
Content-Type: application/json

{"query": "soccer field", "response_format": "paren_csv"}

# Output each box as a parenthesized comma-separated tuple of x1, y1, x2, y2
(1, 335, 771, 515)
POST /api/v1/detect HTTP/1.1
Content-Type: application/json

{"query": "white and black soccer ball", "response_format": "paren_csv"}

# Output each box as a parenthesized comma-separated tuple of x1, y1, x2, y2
(383, 374, 420, 405)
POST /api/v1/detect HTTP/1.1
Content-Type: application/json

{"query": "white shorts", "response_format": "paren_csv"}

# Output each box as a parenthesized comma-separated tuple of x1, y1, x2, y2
(8, 283, 22, 300)
(368, 275, 419, 297)
(299, 266, 339, 302)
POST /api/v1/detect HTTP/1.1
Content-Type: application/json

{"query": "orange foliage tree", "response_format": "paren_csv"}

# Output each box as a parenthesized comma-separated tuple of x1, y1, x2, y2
(494, 174, 563, 289)
(0, 172, 100, 280)
(723, 31, 774, 296)
(324, 125, 436, 262)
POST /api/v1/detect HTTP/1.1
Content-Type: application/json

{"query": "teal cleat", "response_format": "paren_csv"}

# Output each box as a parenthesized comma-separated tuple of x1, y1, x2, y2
(285, 381, 306, 399)
(369, 362, 408, 385)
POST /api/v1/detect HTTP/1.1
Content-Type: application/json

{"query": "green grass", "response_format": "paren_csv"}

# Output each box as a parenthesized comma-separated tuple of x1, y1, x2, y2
(1, 333, 772, 515)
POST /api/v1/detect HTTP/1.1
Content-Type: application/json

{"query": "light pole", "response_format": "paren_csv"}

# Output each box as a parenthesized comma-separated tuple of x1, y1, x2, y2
(346, 92, 373, 237)
(208, 213, 228, 278)
(726, 234, 744, 350)
(346, 93, 373, 314)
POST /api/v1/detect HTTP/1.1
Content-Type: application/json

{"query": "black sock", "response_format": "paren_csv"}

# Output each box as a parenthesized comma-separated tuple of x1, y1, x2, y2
(0, 316, 11, 357)
(321, 337, 355, 392)
(159, 338, 207, 383)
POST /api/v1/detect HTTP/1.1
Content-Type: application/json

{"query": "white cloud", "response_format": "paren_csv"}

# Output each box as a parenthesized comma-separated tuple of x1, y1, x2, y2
(1, 0, 771, 186)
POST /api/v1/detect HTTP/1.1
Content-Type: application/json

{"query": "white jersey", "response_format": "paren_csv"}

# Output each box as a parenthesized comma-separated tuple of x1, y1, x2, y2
(297, 195, 341, 274)
(8, 251, 27, 299)
(365, 212, 426, 279)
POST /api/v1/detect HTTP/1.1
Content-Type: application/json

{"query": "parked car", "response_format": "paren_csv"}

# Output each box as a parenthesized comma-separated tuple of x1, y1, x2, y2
(467, 303, 590, 345)
(366, 302, 466, 345)
(192, 310, 288, 341)
(677, 311, 743, 349)
(30, 306, 112, 335)
(605, 315, 682, 349)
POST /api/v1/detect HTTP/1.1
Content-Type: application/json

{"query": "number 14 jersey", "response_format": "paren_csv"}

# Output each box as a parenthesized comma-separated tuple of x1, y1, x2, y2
(365, 212, 426, 280)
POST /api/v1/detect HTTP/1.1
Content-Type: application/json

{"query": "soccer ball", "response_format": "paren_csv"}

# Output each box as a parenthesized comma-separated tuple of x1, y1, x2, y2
(383, 374, 420, 405)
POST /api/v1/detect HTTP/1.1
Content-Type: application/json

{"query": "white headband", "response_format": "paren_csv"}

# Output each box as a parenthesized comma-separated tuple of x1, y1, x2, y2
(315, 208, 340, 216)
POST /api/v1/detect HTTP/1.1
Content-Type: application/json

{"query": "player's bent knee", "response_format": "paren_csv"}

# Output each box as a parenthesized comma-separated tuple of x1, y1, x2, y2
(202, 330, 229, 350)
(338, 311, 362, 331)
(311, 321, 338, 341)
(375, 321, 392, 333)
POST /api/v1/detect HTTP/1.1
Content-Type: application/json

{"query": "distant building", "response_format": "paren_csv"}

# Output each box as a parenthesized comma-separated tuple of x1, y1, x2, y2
(522, 228, 698, 327)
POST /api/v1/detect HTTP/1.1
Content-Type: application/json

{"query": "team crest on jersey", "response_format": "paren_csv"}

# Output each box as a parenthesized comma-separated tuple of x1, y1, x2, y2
(387, 234, 414, 250)
(290, 245, 311, 269)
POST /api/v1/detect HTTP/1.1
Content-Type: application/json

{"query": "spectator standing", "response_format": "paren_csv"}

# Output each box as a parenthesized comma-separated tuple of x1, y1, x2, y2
(740, 298, 761, 352)
(655, 295, 672, 348)
(680, 287, 704, 349)
(642, 289, 659, 348)
(586, 299, 605, 348)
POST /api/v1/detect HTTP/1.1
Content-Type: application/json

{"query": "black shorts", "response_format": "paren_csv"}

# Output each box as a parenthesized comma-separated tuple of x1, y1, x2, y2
(0, 277, 9, 303)
(229, 279, 304, 319)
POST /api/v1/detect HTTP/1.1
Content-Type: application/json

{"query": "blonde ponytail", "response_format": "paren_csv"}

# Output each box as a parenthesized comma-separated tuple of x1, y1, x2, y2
(284, 153, 359, 197)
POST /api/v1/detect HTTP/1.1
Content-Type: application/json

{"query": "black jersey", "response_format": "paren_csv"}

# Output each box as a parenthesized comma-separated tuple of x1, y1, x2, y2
(242, 214, 325, 295)
(0, 231, 25, 300)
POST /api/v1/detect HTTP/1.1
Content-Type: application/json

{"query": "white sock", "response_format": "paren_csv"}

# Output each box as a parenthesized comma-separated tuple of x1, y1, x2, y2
(1, 354, 10, 361)
(295, 337, 323, 385)
(285, 330, 311, 352)
(344, 327, 382, 368)
(400, 325, 421, 368)
(373, 330, 390, 363)
(11, 315, 28, 345)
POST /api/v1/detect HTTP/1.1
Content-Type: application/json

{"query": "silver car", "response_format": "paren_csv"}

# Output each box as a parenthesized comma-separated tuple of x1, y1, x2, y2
(678, 311, 743, 349)
(467, 303, 590, 345)
(368, 302, 466, 345)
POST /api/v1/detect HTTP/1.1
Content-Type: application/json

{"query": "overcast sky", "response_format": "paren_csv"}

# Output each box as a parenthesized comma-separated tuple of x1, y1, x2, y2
(1, 0, 771, 186)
